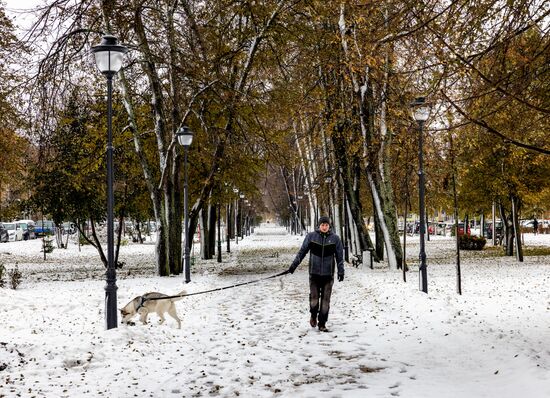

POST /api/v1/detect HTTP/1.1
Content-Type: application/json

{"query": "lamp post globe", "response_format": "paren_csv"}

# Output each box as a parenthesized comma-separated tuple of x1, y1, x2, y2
(91, 35, 128, 76)
(411, 96, 430, 122)
(176, 125, 194, 147)
(91, 34, 127, 330)
(411, 96, 430, 294)
(176, 126, 194, 283)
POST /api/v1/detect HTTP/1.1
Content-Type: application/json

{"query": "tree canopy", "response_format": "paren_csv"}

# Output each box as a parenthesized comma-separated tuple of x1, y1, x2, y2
(1, 0, 549, 271)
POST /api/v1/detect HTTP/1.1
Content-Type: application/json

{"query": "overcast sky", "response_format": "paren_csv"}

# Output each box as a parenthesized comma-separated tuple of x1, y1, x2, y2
(4, 0, 40, 11)
(4, 0, 45, 40)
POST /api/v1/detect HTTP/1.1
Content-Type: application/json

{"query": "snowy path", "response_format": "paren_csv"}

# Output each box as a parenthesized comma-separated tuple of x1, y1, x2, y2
(1, 225, 550, 397)
(150, 265, 379, 397)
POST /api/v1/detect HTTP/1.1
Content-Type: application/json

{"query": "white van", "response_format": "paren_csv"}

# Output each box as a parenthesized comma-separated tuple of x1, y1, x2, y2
(15, 220, 36, 240)
(3, 222, 23, 241)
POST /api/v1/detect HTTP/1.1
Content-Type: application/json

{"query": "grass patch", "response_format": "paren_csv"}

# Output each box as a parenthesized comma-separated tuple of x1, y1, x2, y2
(238, 247, 296, 256)
(359, 365, 384, 373)
(475, 246, 504, 258)
(406, 244, 550, 266)
(522, 246, 550, 256)
(219, 248, 290, 276)
(474, 245, 550, 257)
(436, 245, 550, 260)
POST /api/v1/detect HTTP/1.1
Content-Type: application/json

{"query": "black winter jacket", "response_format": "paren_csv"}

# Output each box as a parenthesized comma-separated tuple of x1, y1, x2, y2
(290, 229, 345, 277)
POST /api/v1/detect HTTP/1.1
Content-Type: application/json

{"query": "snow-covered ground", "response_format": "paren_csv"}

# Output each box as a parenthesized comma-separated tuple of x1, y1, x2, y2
(1, 225, 549, 397)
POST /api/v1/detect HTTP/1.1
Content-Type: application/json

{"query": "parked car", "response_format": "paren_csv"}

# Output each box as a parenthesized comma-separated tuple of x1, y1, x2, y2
(432, 222, 447, 236)
(61, 222, 76, 235)
(35, 220, 55, 236)
(457, 222, 471, 236)
(0, 223, 8, 242)
(484, 221, 503, 240)
(406, 221, 434, 235)
(445, 222, 471, 236)
(3, 222, 23, 241)
(15, 220, 36, 240)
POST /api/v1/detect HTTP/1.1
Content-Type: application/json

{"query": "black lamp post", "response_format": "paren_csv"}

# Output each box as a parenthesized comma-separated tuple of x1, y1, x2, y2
(233, 188, 239, 244)
(298, 195, 303, 235)
(411, 96, 430, 294)
(226, 202, 231, 251)
(224, 184, 231, 253)
(244, 199, 249, 236)
(176, 126, 194, 283)
(239, 193, 245, 238)
(247, 203, 252, 235)
(91, 34, 128, 330)
(217, 203, 222, 262)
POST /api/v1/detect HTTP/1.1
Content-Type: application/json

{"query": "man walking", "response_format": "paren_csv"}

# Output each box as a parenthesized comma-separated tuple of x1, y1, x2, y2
(288, 216, 344, 332)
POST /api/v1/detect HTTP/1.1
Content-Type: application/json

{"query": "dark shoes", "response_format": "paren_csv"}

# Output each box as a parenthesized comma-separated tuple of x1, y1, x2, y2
(310, 316, 317, 328)
(310, 315, 329, 331)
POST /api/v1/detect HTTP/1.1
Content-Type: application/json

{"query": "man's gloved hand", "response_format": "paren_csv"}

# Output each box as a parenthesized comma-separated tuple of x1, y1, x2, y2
(288, 265, 295, 274)
(338, 273, 344, 282)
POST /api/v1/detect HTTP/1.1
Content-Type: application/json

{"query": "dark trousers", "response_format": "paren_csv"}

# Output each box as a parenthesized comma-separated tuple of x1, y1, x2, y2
(309, 274, 334, 327)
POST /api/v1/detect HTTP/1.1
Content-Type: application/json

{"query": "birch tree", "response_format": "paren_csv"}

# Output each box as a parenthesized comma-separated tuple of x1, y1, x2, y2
(25, 0, 302, 276)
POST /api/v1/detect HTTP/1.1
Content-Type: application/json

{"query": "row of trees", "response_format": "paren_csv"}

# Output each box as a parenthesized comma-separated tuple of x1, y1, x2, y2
(1, 0, 548, 274)
(269, 0, 550, 266)
(0, 5, 29, 222)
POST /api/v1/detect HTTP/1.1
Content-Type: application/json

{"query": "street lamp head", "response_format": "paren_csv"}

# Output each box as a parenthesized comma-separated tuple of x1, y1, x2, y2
(411, 96, 430, 122)
(239, 193, 245, 199)
(176, 126, 194, 147)
(91, 35, 128, 76)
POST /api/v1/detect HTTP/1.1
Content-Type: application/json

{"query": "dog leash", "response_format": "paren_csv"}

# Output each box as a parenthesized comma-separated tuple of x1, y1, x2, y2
(141, 269, 290, 303)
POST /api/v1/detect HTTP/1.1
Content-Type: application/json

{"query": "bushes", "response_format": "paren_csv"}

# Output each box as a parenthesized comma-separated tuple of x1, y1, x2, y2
(42, 237, 55, 253)
(0, 263, 23, 289)
(459, 234, 487, 250)
(9, 265, 22, 289)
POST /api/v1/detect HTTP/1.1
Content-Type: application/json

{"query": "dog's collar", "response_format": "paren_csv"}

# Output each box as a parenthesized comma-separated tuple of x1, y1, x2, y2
(136, 296, 147, 312)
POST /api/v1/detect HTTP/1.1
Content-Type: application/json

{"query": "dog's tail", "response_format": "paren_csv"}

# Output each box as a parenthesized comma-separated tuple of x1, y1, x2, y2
(171, 290, 187, 301)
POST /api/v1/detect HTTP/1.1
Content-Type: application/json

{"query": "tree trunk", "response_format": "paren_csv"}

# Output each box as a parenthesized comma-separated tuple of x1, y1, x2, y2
(226, 204, 231, 253)
(338, 2, 400, 269)
(101, 0, 286, 277)
(373, 203, 385, 261)
(208, 202, 217, 258)
(331, 125, 375, 256)
(102, 4, 185, 277)
(374, 33, 403, 269)
(200, 206, 211, 260)
(511, 194, 523, 262)
(499, 202, 514, 256)
(449, 133, 461, 294)
(228, 202, 235, 239)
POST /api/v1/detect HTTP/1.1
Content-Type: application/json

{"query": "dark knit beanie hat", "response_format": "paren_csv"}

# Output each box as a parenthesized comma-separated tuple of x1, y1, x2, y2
(318, 216, 331, 226)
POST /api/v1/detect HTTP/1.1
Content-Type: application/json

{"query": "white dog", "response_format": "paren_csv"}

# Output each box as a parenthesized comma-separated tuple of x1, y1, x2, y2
(120, 291, 185, 328)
